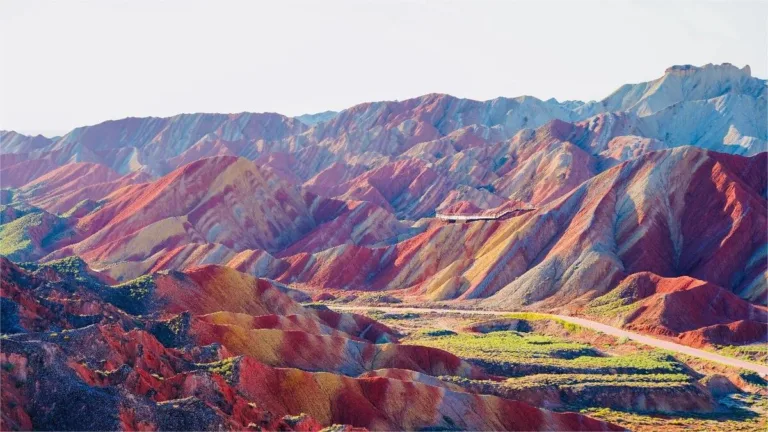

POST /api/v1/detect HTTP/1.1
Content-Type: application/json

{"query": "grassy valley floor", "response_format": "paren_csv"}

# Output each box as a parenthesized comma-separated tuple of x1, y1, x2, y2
(332, 306, 768, 431)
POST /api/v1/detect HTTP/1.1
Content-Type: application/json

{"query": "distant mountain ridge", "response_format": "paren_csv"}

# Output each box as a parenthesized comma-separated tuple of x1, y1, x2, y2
(2, 63, 764, 180)
(295, 110, 338, 126)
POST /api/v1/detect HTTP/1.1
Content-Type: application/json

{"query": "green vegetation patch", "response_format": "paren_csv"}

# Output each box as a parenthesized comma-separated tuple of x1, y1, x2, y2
(562, 351, 685, 374)
(0, 203, 31, 224)
(739, 370, 767, 387)
(199, 357, 238, 380)
(407, 330, 685, 375)
(114, 275, 155, 299)
(61, 199, 102, 218)
(443, 372, 692, 392)
(407, 330, 597, 361)
(149, 313, 190, 347)
(0, 204, 76, 261)
(380, 312, 420, 320)
(364, 309, 385, 319)
(586, 285, 641, 319)
(580, 394, 767, 432)
(502, 373, 692, 390)
(503, 312, 583, 333)
(49, 256, 102, 286)
(101, 274, 155, 314)
(0, 212, 42, 258)
(415, 329, 457, 338)
(18, 256, 156, 316)
(714, 344, 768, 364)
(19, 256, 106, 292)
(356, 293, 402, 304)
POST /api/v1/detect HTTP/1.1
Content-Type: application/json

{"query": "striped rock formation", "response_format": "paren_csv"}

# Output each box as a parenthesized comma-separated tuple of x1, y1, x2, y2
(0, 258, 619, 431)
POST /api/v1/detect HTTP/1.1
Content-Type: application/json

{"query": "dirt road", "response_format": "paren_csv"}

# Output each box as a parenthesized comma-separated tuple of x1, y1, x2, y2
(330, 305, 768, 376)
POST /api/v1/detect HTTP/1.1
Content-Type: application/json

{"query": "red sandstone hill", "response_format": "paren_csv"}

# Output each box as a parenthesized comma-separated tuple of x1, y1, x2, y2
(15, 162, 149, 214)
(0, 257, 619, 431)
(313, 158, 467, 220)
(20, 156, 410, 280)
(597, 272, 768, 347)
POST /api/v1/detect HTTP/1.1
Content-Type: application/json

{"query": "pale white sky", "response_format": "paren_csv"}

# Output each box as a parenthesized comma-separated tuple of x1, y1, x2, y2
(1, 0, 766, 136)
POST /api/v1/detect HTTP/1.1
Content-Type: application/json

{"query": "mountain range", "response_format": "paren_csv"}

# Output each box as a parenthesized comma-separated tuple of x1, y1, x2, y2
(1, 62, 767, 430)
(2, 62, 766, 344)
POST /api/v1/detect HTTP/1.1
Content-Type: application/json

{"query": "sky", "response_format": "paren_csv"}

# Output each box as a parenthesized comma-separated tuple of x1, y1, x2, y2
(1, 0, 766, 136)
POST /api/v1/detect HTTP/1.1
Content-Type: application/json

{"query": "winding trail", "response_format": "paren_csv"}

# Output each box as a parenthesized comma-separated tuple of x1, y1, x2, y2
(329, 305, 768, 376)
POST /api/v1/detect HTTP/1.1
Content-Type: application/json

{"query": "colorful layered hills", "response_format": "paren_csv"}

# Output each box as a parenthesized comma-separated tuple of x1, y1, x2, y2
(1, 62, 767, 430)
(1, 257, 621, 431)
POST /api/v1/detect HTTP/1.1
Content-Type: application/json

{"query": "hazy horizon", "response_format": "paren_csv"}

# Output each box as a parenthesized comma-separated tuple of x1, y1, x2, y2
(2, 0, 766, 136)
